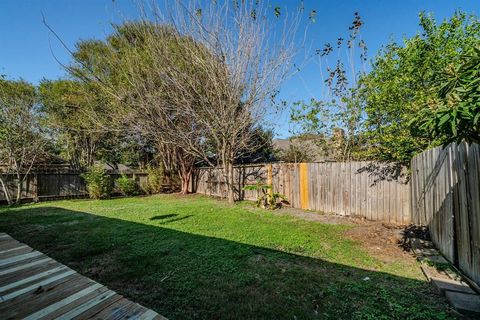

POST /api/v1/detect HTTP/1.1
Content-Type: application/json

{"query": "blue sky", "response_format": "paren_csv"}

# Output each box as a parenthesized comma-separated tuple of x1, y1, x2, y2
(0, 0, 478, 137)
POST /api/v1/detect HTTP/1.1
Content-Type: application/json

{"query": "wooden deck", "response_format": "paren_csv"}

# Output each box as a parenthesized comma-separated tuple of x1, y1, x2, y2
(0, 233, 167, 320)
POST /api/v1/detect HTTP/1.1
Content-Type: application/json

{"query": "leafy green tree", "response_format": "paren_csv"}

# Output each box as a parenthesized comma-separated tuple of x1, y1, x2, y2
(60, 23, 201, 193)
(0, 78, 47, 204)
(360, 11, 480, 164)
(94, 131, 156, 170)
(38, 79, 104, 169)
(417, 46, 480, 144)
(235, 127, 276, 164)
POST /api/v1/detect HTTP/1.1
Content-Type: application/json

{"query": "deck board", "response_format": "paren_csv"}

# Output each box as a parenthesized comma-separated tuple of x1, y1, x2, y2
(0, 259, 59, 287)
(0, 234, 167, 320)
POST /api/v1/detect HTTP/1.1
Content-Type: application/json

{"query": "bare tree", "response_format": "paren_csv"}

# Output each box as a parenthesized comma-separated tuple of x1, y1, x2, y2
(136, 0, 305, 202)
(46, 1, 307, 201)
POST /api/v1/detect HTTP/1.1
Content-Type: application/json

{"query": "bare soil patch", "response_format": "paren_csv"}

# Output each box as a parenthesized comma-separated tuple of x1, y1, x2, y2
(344, 222, 410, 263)
(277, 206, 413, 264)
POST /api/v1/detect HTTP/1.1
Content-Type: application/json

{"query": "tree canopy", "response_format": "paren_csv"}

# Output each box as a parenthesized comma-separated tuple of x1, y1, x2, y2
(417, 46, 480, 144)
(359, 11, 480, 164)
(0, 77, 46, 204)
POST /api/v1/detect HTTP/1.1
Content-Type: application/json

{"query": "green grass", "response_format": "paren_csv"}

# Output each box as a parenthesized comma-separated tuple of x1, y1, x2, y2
(0, 194, 452, 319)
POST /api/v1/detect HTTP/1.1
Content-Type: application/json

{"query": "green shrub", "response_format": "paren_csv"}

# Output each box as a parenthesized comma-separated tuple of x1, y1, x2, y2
(81, 165, 112, 199)
(143, 166, 164, 194)
(242, 181, 289, 210)
(116, 174, 138, 196)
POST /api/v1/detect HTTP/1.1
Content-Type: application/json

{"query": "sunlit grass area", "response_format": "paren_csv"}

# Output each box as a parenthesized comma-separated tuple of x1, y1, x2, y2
(0, 194, 451, 319)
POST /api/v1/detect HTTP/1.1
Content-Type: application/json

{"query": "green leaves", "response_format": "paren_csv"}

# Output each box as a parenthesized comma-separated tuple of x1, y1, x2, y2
(81, 165, 112, 199)
(116, 174, 139, 196)
(274, 6, 281, 18)
(416, 45, 480, 145)
(361, 11, 480, 164)
(242, 182, 288, 210)
(438, 113, 450, 126)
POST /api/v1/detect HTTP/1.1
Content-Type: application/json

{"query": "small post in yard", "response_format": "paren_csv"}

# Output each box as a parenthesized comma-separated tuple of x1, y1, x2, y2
(266, 163, 273, 196)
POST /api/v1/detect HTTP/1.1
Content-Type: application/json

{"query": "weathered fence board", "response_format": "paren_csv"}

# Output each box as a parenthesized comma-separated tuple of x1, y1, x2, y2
(0, 172, 148, 203)
(193, 161, 410, 224)
(411, 142, 480, 288)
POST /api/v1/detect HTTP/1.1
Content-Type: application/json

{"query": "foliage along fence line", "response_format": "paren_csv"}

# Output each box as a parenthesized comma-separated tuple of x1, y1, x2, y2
(0, 172, 148, 203)
(411, 142, 480, 288)
(191, 161, 411, 224)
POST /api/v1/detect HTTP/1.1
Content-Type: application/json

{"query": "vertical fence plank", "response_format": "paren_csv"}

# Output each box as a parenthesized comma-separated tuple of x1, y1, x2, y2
(411, 142, 480, 288)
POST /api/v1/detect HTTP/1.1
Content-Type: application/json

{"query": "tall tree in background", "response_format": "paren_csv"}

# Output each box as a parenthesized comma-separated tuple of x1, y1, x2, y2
(360, 11, 480, 164)
(39, 79, 154, 170)
(139, 0, 304, 202)
(290, 12, 367, 161)
(51, 1, 307, 201)
(44, 22, 206, 193)
(73, 23, 202, 193)
(0, 78, 46, 204)
(38, 79, 104, 169)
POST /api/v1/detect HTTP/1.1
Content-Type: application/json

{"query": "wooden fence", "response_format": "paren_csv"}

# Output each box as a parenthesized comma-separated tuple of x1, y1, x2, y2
(411, 142, 480, 288)
(0, 172, 148, 203)
(192, 161, 411, 224)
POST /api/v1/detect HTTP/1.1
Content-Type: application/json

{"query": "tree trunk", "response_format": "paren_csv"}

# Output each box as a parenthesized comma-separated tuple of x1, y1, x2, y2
(0, 176, 12, 205)
(180, 174, 190, 194)
(225, 161, 235, 204)
(15, 179, 22, 204)
(179, 165, 192, 195)
(220, 144, 236, 204)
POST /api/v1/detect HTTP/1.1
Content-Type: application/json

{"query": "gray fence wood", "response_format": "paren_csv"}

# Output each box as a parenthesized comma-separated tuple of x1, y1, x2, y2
(192, 161, 411, 224)
(0, 172, 148, 203)
(411, 142, 480, 288)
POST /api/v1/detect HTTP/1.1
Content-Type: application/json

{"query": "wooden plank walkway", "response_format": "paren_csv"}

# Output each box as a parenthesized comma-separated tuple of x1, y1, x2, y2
(0, 233, 167, 320)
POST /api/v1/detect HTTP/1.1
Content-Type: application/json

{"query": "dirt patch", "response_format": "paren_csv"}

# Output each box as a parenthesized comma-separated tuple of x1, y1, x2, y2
(276, 206, 414, 264)
(273, 206, 365, 225)
(344, 222, 412, 263)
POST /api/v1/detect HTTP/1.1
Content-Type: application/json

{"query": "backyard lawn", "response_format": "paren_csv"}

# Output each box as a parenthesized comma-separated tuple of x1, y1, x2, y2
(0, 194, 451, 319)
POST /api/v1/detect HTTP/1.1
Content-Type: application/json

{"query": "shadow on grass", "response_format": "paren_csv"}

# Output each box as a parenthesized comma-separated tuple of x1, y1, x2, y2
(0, 206, 451, 320)
(150, 214, 179, 220)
